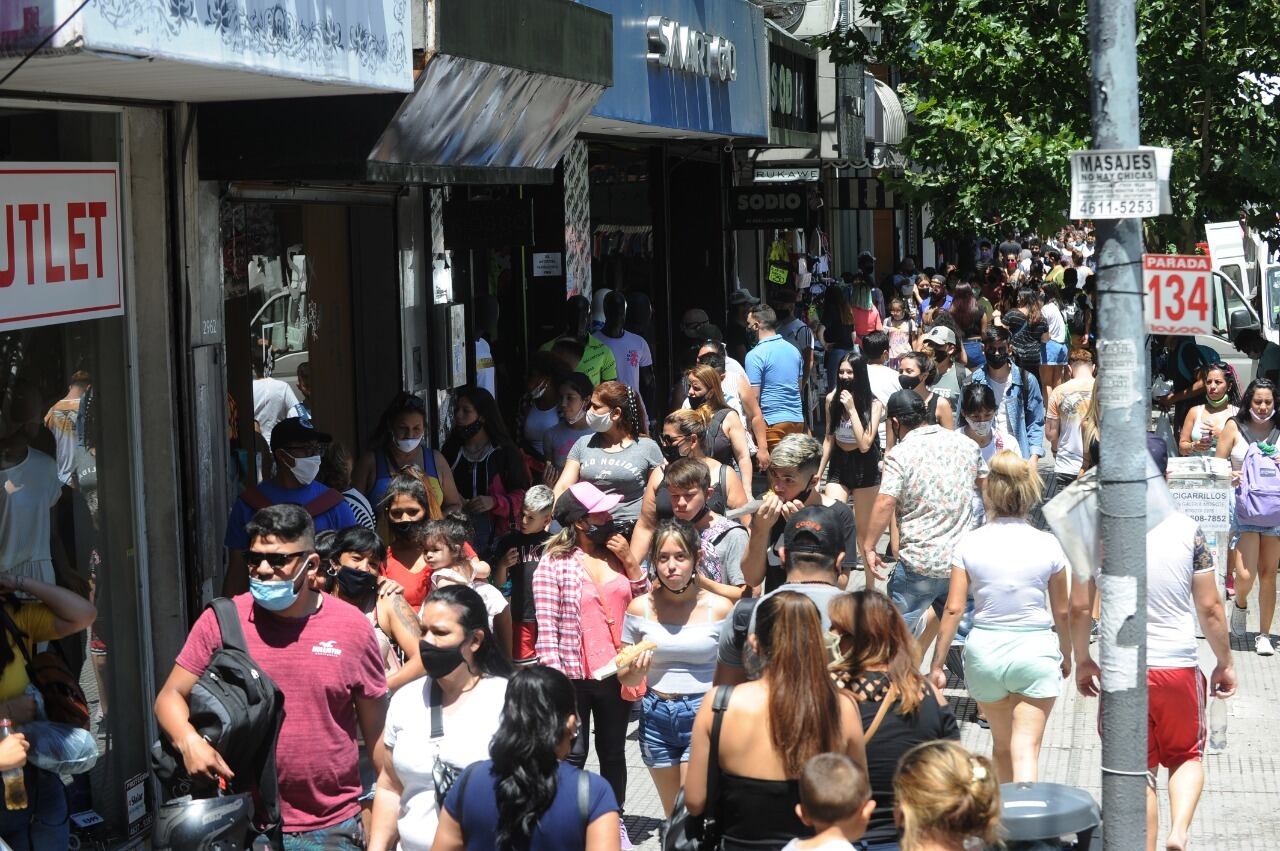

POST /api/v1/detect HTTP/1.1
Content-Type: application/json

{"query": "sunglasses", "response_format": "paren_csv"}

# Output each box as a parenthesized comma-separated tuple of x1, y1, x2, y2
(243, 550, 310, 569)
(660, 434, 683, 446)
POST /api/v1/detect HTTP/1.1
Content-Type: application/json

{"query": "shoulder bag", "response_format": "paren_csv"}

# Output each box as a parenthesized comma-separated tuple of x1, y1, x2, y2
(663, 684, 734, 851)
(430, 679, 463, 807)
(862, 683, 898, 744)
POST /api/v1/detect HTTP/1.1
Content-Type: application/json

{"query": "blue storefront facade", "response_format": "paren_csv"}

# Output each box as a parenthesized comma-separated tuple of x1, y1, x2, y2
(569, 0, 769, 395)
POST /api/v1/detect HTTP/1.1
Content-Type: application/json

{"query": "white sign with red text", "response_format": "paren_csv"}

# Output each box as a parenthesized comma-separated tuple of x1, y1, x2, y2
(0, 163, 122, 331)
(1143, 253, 1212, 336)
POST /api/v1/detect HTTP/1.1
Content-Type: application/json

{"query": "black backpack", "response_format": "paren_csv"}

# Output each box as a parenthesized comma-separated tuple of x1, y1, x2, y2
(152, 598, 285, 839)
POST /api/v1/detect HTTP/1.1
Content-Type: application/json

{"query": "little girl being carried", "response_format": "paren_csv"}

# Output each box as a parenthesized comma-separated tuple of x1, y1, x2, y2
(422, 513, 511, 660)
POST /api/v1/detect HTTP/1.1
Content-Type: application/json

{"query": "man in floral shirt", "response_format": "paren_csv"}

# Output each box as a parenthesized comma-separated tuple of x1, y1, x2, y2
(862, 390, 984, 634)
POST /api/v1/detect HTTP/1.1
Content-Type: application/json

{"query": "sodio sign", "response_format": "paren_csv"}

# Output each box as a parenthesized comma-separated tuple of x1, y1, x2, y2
(0, 163, 122, 331)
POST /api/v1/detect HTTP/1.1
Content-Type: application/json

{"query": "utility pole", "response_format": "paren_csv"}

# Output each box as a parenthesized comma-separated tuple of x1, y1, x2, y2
(1087, 1, 1148, 848)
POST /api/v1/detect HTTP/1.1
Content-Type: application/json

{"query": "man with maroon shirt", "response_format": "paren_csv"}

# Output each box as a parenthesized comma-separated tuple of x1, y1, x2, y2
(155, 504, 389, 849)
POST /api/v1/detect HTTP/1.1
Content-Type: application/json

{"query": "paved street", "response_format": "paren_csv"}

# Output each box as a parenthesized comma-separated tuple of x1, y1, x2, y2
(591, 574, 1280, 849)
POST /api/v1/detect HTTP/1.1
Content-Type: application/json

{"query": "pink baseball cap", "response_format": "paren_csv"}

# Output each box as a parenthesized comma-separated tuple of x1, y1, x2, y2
(556, 481, 622, 524)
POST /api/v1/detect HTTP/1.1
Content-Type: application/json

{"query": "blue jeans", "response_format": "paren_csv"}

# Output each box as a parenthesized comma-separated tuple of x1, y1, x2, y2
(638, 691, 702, 768)
(282, 814, 363, 851)
(887, 566, 973, 640)
(0, 766, 68, 851)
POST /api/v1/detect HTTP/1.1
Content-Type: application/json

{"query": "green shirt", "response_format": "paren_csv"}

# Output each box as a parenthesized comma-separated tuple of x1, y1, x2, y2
(540, 335, 618, 385)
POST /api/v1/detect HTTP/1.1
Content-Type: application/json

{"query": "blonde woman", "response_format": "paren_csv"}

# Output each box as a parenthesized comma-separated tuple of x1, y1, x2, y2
(893, 741, 1002, 851)
(928, 451, 1071, 784)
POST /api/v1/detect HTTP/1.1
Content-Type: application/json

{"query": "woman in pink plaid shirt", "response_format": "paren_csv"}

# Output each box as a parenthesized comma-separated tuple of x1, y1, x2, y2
(533, 482, 648, 843)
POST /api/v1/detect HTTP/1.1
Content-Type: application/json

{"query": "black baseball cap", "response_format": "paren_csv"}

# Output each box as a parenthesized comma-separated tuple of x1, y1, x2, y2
(782, 505, 845, 554)
(886, 390, 925, 420)
(270, 417, 332, 453)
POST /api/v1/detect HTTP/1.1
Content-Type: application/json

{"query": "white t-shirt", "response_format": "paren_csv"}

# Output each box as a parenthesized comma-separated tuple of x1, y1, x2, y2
(252, 376, 300, 448)
(383, 675, 509, 851)
(428, 575, 509, 630)
(1147, 513, 1214, 668)
(475, 338, 496, 401)
(594, 331, 652, 395)
(953, 518, 1067, 630)
(987, 373, 1010, 435)
(1043, 302, 1067, 343)
(868, 363, 900, 447)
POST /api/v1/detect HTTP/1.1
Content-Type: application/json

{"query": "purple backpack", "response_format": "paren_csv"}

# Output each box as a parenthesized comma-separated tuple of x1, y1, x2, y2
(1236, 442, 1280, 526)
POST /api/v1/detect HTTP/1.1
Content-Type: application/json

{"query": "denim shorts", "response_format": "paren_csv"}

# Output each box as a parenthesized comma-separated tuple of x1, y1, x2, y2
(638, 690, 703, 768)
(963, 625, 1063, 703)
(1041, 340, 1068, 364)
(1230, 498, 1280, 538)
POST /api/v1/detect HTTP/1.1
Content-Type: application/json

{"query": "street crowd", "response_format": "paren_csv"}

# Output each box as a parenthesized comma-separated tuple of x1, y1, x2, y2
(126, 225, 1247, 851)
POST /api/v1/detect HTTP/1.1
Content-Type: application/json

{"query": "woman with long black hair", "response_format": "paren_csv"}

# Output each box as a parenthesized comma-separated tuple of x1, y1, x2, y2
(1002, 288, 1050, 395)
(367, 585, 513, 851)
(442, 385, 530, 554)
(432, 666, 621, 851)
(817, 351, 883, 538)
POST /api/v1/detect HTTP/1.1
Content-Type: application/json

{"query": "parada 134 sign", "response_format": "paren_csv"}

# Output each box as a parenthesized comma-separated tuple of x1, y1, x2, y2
(1143, 254, 1211, 336)
(0, 163, 123, 331)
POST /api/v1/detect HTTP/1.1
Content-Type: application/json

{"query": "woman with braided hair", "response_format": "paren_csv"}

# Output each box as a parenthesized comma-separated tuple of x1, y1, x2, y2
(553, 381, 663, 539)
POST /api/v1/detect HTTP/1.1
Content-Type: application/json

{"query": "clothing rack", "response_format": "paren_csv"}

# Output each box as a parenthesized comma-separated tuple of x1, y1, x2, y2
(593, 224, 654, 259)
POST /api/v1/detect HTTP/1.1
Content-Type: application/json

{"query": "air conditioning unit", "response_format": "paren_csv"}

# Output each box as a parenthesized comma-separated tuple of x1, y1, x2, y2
(759, 0, 839, 38)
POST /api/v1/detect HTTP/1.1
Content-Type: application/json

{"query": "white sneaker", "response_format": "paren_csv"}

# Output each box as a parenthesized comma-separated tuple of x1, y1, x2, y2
(1230, 604, 1248, 637)
(1256, 634, 1274, 656)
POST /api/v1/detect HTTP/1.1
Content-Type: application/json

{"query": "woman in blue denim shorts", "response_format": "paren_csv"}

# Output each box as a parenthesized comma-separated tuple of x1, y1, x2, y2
(619, 519, 732, 816)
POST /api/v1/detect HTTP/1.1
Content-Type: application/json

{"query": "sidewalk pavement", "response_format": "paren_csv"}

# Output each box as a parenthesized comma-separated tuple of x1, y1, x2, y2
(593, 576, 1280, 850)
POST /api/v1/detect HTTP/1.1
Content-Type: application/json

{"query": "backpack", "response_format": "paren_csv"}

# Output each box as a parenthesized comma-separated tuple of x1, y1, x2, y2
(1236, 442, 1280, 526)
(151, 598, 285, 839)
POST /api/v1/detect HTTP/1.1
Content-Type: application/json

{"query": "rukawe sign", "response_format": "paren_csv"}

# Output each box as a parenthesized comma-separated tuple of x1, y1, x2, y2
(0, 163, 123, 331)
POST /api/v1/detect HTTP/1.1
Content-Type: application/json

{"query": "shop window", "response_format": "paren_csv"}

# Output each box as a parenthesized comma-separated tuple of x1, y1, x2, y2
(0, 108, 151, 845)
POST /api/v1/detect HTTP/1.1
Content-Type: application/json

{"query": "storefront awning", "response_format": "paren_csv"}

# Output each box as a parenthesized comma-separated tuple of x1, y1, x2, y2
(367, 0, 612, 185)
(868, 73, 906, 146)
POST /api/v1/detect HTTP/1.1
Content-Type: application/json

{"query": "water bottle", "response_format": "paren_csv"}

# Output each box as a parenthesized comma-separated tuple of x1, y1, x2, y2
(1209, 696, 1228, 750)
(0, 720, 26, 810)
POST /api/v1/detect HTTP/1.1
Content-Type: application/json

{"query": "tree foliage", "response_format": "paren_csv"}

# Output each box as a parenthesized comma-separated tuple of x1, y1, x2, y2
(818, 0, 1280, 245)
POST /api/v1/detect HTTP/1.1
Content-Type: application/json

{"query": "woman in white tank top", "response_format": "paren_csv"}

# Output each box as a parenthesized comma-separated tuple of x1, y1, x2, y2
(1216, 378, 1280, 655)
(1178, 364, 1238, 458)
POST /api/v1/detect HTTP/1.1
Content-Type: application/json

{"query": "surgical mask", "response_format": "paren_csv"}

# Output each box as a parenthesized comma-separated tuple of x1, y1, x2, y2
(985, 350, 1010, 369)
(585, 410, 614, 433)
(968, 419, 994, 438)
(335, 566, 379, 598)
(899, 374, 922, 391)
(395, 436, 422, 454)
(418, 640, 466, 680)
(455, 420, 483, 440)
(286, 453, 321, 486)
(584, 520, 618, 544)
(249, 560, 311, 612)
(565, 406, 586, 425)
(1251, 409, 1274, 424)
(390, 518, 426, 541)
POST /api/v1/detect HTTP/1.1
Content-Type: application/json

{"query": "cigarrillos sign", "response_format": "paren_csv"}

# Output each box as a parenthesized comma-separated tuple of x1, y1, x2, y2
(0, 163, 123, 331)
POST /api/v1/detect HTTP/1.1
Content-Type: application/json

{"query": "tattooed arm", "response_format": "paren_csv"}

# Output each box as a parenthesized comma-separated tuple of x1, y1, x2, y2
(378, 594, 425, 691)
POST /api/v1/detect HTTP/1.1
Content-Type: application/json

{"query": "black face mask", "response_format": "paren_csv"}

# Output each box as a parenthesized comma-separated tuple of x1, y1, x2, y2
(986, 350, 1010, 369)
(837, 378, 856, 394)
(660, 442, 684, 463)
(419, 640, 466, 680)
(794, 485, 813, 505)
(389, 518, 427, 541)
(899, 374, 922, 391)
(455, 420, 483, 440)
(584, 520, 619, 545)
(335, 566, 379, 599)
(687, 393, 707, 408)
(657, 573, 697, 595)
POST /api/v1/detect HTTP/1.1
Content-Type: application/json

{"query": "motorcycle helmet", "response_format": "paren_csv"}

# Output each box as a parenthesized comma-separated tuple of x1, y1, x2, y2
(152, 792, 255, 850)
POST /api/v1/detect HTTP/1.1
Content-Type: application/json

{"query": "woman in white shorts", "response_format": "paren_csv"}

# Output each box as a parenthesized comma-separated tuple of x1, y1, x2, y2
(927, 450, 1070, 784)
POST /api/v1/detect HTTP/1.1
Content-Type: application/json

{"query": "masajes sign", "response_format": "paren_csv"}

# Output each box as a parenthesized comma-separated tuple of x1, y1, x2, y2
(646, 16, 737, 82)
(0, 163, 123, 331)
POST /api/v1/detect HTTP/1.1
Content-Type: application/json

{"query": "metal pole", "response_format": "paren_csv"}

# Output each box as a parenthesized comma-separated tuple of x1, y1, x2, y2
(1086, 1, 1148, 847)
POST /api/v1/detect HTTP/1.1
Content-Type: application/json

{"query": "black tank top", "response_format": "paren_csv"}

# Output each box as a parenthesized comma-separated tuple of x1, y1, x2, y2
(718, 774, 808, 848)
(701, 408, 735, 467)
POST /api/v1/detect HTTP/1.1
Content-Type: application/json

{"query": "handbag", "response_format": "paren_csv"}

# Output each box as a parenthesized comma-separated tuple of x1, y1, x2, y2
(584, 565, 647, 702)
(428, 680, 461, 807)
(0, 605, 90, 730)
(663, 685, 734, 851)
(862, 683, 897, 744)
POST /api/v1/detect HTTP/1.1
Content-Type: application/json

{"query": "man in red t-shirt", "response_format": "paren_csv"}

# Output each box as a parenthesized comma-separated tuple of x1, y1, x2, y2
(156, 504, 389, 849)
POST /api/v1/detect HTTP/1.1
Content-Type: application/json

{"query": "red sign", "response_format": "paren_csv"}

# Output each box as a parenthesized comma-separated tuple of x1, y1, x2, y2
(1143, 254, 1212, 336)
(0, 163, 122, 331)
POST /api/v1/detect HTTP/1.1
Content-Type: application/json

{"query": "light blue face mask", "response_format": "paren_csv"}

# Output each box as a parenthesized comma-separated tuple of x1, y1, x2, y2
(249, 559, 312, 612)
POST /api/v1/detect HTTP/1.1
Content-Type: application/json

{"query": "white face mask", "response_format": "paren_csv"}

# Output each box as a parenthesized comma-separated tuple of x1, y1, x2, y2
(566, 406, 586, 425)
(968, 419, 994, 438)
(287, 453, 322, 486)
(585, 409, 614, 433)
(395, 436, 422, 454)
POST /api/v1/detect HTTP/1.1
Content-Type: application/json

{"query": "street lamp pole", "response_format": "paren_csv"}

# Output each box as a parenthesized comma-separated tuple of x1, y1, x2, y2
(1086, 1, 1149, 848)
